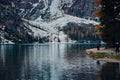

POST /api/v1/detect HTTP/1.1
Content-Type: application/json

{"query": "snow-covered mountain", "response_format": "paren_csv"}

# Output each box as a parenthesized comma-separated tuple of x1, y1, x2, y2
(19, 0, 96, 20)
(21, 0, 98, 42)
(0, 0, 99, 43)
(24, 14, 98, 42)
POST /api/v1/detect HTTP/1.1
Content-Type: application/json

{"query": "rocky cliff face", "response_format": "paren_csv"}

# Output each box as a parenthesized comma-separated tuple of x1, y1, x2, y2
(0, 0, 98, 43)
(62, 0, 95, 18)
(0, 0, 34, 43)
(18, 0, 95, 20)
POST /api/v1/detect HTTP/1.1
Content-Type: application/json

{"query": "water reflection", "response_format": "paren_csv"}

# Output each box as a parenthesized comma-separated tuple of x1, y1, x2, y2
(98, 63, 120, 80)
(0, 43, 119, 80)
(0, 45, 25, 80)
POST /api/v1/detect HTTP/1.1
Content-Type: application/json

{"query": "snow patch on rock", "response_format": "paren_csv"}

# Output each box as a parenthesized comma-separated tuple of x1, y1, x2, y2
(25, 14, 99, 42)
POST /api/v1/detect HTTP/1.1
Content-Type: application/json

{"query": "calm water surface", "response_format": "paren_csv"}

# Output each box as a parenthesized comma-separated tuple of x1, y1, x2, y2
(0, 43, 120, 80)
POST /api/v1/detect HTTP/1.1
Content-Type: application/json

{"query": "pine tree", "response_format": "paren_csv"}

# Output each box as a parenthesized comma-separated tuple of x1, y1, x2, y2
(94, 0, 120, 47)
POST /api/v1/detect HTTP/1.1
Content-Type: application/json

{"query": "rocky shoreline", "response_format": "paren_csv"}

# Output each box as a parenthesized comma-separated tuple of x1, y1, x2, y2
(86, 48, 120, 63)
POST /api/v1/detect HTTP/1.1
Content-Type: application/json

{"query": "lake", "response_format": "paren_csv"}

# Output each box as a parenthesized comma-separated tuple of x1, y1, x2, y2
(0, 43, 120, 80)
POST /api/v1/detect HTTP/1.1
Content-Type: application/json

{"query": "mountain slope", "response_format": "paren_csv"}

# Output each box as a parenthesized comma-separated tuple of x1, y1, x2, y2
(21, 0, 98, 42)
(0, 0, 34, 43)
(24, 14, 98, 42)
(0, 0, 99, 43)
(18, 0, 96, 20)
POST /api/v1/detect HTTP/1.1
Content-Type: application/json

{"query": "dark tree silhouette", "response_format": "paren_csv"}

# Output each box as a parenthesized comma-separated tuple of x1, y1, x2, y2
(94, 0, 120, 47)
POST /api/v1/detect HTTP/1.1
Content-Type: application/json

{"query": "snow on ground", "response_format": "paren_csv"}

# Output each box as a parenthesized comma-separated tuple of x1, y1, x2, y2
(59, 31, 67, 42)
(50, 0, 62, 18)
(29, 14, 99, 33)
(25, 14, 99, 42)
(33, 3, 39, 7)
(35, 14, 99, 27)
(0, 36, 14, 44)
(28, 24, 48, 37)
(22, 0, 99, 42)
